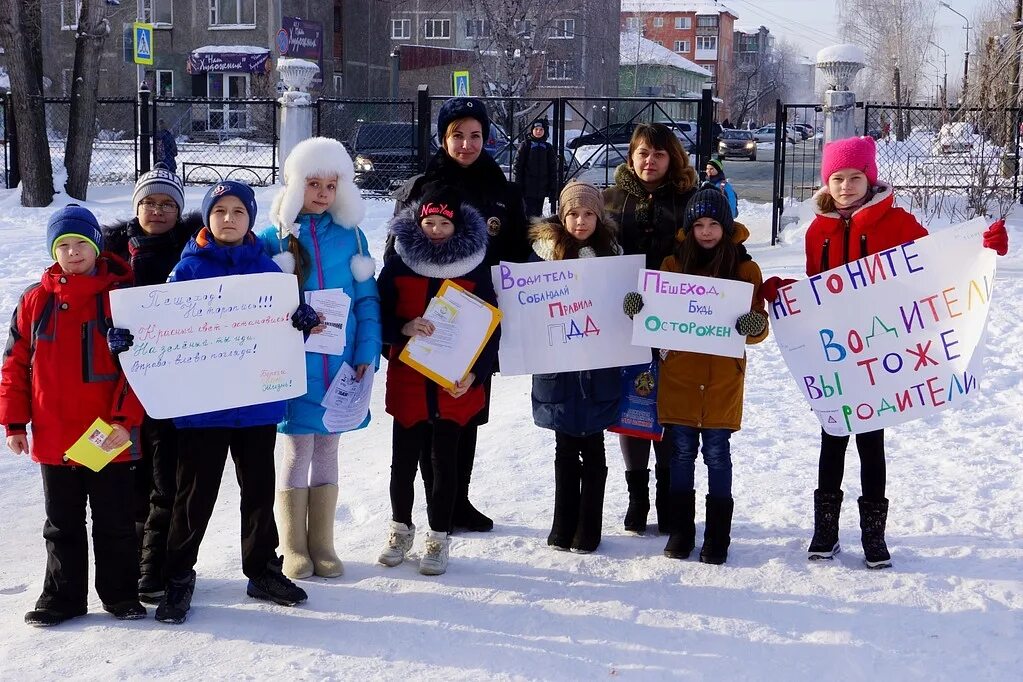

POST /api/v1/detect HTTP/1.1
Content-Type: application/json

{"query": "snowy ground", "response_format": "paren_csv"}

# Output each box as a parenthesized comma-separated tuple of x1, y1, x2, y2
(0, 185, 1020, 680)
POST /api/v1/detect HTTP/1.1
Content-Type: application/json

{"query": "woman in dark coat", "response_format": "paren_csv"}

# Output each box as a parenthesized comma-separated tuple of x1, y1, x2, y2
(514, 117, 559, 218)
(602, 122, 700, 536)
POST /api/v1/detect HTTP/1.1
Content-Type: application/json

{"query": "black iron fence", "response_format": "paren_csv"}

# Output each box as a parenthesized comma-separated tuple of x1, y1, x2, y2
(39, 96, 139, 186)
(316, 99, 416, 194)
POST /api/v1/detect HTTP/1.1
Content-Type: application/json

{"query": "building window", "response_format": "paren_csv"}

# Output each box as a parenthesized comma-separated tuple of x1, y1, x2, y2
(675, 16, 691, 30)
(704, 64, 716, 77)
(207, 73, 251, 130)
(697, 15, 718, 28)
(466, 19, 490, 38)
(515, 20, 532, 36)
(424, 18, 451, 40)
(653, 17, 664, 27)
(696, 36, 717, 50)
(674, 40, 690, 53)
(209, 0, 255, 27)
(625, 17, 641, 30)
(142, 0, 173, 26)
(391, 18, 410, 39)
(156, 70, 174, 97)
(546, 59, 575, 81)
(333, 73, 343, 95)
(552, 19, 575, 39)
(61, 0, 82, 30)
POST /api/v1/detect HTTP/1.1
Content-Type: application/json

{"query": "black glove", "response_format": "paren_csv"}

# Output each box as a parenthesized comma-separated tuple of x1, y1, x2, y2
(291, 302, 320, 335)
(623, 291, 644, 319)
(106, 327, 134, 355)
(735, 310, 767, 337)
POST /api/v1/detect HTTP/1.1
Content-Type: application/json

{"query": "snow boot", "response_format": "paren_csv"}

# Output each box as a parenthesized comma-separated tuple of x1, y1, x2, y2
(155, 570, 196, 625)
(138, 572, 164, 605)
(308, 484, 343, 578)
(623, 469, 650, 534)
(571, 465, 608, 553)
(451, 438, 493, 532)
(378, 521, 415, 567)
(858, 496, 892, 569)
(247, 558, 308, 606)
(663, 489, 697, 559)
(654, 464, 674, 534)
(807, 489, 843, 560)
(548, 455, 581, 550)
(275, 488, 313, 579)
(698, 495, 734, 565)
(419, 530, 450, 576)
(24, 606, 87, 628)
(103, 600, 147, 620)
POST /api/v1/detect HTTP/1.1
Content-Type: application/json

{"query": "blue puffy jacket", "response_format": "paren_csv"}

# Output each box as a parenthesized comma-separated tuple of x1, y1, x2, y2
(259, 213, 382, 434)
(707, 176, 739, 218)
(167, 228, 288, 429)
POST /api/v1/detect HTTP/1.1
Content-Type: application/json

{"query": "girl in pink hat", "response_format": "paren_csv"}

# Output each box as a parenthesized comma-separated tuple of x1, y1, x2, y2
(760, 135, 1009, 570)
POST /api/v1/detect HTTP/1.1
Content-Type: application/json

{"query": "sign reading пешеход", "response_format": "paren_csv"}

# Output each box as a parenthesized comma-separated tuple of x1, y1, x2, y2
(768, 218, 995, 436)
(631, 269, 753, 358)
(109, 273, 307, 419)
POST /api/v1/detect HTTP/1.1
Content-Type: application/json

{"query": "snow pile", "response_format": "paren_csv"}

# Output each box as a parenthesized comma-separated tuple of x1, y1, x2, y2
(815, 44, 867, 66)
(192, 45, 270, 55)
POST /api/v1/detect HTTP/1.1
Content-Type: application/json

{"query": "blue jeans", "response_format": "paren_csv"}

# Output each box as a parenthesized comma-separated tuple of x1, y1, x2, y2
(668, 426, 732, 498)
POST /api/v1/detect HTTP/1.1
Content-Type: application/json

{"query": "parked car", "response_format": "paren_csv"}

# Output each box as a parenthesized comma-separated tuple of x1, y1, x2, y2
(933, 122, 979, 154)
(351, 122, 431, 192)
(791, 123, 815, 140)
(658, 120, 700, 151)
(753, 125, 799, 144)
(566, 122, 638, 149)
(573, 147, 630, 188)
(717, 129, 757, 160)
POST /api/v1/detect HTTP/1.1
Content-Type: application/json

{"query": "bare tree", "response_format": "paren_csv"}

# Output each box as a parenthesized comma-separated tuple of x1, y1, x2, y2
(64, 0, 111, 200)
(0, 0, 54, 206)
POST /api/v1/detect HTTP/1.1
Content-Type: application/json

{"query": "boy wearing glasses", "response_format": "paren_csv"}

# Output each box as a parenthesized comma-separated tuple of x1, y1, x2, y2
(102, 163, 202, 605)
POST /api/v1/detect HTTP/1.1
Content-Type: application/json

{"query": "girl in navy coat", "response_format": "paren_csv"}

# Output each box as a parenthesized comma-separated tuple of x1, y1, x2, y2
(529, 181, 623, 553)
(260, 137, 382, 580)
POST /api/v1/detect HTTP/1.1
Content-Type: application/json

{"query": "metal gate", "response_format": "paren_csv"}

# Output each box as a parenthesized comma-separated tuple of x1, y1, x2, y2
(770, 101, 829, 245)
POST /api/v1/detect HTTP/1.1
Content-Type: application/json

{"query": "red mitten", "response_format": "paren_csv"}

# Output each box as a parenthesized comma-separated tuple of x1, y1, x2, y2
(759, 276, 797, 303)
(982, 219, 1008, 256)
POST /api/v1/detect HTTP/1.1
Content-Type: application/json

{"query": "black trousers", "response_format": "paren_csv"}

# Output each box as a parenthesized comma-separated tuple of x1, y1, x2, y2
(391, 420, 461, 533)
(523, 195, 546, 218)
(138, 416, 179, 580)
(164, 425, 279, 581)
(37, 462, 139, 612)
(556, 432, 607, 470)
(620, 434, 671, 471)
(818, 429, 886, 499)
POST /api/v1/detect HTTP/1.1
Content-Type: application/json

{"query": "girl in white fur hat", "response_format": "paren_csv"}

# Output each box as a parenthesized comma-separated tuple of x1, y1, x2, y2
(258, 136, 382, 580)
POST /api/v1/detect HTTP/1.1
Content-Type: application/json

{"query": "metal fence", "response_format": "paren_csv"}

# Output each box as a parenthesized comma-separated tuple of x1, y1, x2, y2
(770, 102, 829, 242)
(316, 99, 416, 195)
(41, 96, 139, 186)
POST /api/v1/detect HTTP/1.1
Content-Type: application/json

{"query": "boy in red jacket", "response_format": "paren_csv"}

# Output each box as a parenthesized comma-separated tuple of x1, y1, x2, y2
(0, 205, 146, 627)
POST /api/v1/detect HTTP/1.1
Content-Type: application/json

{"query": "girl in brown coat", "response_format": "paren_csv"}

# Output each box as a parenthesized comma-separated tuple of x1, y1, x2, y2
(646, 187, 768, 564)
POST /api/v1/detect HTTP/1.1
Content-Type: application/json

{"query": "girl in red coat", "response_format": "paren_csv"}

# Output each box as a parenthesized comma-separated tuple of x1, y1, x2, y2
(761, 136, 1009, 569)
(376, 184, 500, 576)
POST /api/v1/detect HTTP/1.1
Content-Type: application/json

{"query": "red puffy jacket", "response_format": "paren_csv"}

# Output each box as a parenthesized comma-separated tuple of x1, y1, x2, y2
(0, 254, 144, 466)
(805, 184, 928, 276)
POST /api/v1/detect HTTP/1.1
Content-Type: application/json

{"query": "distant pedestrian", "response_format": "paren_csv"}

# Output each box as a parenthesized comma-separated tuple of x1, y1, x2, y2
(154, 119, 178, 174)
(704, 159, 738, 218)
(514, 118, 559, 218)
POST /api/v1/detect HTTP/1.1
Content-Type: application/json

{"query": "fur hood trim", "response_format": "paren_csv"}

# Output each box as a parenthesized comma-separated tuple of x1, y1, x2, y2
(388, 203, 489, 279)
(528, 216, 622, 261)
(269, 137, 366, 236)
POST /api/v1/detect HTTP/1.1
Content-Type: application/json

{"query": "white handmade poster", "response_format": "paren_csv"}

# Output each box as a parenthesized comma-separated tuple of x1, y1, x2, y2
(768, 218, 995, 436)
(630, 269, 754, 358)
(109, 273, 308, 419)
(492, 255, 650, 375)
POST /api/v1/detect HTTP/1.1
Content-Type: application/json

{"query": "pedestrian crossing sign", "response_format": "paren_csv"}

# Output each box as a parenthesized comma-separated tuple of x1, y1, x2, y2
(133, 22, 154, 65)
(452, 71, 470, 96)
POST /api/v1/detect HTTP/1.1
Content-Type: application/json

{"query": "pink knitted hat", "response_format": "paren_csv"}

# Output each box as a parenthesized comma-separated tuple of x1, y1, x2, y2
(820, 136, 878, 185)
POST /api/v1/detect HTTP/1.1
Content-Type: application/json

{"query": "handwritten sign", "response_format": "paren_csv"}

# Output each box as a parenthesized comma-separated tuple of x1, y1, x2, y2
(631, 269, 753, 358)
(768, 218, 995, 436)
(492, 256, 649, 375)
(109, 273, 307, 419)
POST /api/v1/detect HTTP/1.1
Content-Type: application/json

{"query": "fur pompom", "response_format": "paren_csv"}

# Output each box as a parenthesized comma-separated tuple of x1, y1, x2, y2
(350, 253, 376, 282)
(273, 251, 296, 274)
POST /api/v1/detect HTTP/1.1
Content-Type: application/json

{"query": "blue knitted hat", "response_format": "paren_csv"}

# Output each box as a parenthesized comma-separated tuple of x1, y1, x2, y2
(47, 204, 103, 259)
(201, 180, 257, 231)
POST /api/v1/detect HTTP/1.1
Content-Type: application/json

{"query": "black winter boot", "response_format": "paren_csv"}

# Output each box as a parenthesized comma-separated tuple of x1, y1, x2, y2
(548, 456, 581, 550)
(698, 495, 734, 565)
(807, 489, 843, 560)
(858, 496, 892, 569)
(571, 466, 608, 553)
(623, 469, 650, 534)
(451, 429, 493, 532)
(654, 464, 673, 534)
(663, 490, 697, 559)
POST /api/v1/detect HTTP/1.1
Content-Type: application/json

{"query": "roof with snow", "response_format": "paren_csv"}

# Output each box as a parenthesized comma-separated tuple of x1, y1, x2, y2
(192, 45, 270, 55)
(619, 31, 712, 76)
(620, 1, 738, 16)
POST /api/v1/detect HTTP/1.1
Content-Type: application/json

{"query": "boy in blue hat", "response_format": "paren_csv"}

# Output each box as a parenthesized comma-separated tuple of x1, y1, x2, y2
(1, 205, 147, 626)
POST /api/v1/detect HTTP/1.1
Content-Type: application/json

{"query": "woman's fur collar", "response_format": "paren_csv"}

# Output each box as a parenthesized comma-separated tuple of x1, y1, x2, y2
(388, 202, 489, 278)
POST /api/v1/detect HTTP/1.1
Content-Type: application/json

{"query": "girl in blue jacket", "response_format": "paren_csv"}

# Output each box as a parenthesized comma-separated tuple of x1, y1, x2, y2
(260, 137, 382, 580)
(529, 181, 623, 553)
(705, 159, 739, 218)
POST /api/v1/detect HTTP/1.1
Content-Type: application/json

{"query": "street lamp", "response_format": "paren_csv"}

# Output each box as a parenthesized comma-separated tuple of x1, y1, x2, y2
(938, 2, 971, 100)
(928, 40, 948, 105)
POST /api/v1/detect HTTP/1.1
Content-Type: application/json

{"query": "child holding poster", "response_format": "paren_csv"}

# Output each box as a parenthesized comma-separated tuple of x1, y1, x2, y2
(0, 205, 146, 626)
(759, 136, 1009, 569)
(376, 184, 500, 576)
(259, 137, 382, 581)
(149, 181, 319, 624)
(624, 187, 768, 564)
(528, 181, 623, 553)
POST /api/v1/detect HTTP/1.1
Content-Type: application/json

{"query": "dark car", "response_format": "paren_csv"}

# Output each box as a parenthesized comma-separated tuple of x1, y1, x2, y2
(566, 122, 638, 149)
(351, 122, 430, 192)
(717, 129, 757, 160)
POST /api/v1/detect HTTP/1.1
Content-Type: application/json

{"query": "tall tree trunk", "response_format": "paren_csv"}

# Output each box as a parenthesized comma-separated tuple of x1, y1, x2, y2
(0, 0, 55, 206)
(64, 0, 108, 200)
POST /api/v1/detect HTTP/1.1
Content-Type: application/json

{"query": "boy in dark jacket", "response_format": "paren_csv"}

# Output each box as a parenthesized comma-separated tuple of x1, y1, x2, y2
(103, 163, 202, 604)
(150, 181, 319, 624)
(1, 205, 146, 627)
(514, 118, 559, 218)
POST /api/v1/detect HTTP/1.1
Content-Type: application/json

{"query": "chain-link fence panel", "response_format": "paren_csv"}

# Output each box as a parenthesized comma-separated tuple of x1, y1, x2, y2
(316, 100, 416, 196)
(42, 97, 138, 185)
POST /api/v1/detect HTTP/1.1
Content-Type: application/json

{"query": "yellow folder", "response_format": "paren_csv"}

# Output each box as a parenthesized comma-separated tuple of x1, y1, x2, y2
(63, 418, 132, 472)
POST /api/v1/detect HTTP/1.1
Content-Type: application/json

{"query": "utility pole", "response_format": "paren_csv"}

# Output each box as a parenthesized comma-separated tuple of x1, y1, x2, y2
(893, 58, 904, 141)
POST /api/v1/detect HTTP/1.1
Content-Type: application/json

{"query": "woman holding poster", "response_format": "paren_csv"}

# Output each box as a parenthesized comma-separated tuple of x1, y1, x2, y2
(760, 136, 1009, 569)
(603, 123, 699, 536)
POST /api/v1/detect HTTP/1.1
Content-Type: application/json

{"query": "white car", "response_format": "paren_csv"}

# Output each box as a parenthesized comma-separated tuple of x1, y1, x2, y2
(753, 125, 799, 145)
(933, 122, 981, 154)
